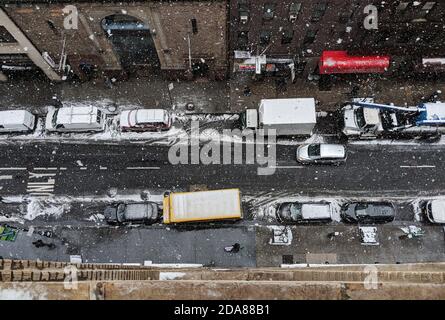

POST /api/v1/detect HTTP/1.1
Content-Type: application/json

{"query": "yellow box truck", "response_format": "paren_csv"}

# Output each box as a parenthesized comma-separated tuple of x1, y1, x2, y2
(163, 189, 242, 224)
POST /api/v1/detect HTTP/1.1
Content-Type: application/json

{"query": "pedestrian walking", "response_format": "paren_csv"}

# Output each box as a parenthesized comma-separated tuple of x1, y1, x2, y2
(224, 243, 242, 253)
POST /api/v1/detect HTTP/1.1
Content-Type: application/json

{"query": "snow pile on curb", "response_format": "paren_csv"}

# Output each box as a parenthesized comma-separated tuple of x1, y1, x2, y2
(25, 198, 71, 220)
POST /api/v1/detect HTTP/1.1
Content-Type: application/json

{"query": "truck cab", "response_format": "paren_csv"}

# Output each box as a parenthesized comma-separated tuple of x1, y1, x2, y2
(343, 105, 382, 138)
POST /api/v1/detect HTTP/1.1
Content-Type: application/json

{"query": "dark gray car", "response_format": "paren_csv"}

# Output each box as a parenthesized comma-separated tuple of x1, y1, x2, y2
(341, 202, 395, 224)
(104, 202, 159, 225)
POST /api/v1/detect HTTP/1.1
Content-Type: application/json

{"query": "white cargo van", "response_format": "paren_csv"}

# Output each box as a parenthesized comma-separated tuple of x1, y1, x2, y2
(45, 106, 105, 132)
(0, 110, 36, 133)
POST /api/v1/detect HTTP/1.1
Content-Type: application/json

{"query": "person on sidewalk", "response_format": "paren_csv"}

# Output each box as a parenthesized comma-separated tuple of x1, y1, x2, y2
(224, 243, 242, 253)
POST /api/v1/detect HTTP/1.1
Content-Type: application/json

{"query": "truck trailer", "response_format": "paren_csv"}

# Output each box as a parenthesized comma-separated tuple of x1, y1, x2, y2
(342, 98, 445, 139)
(241, 98, 317, 136)
(163, 189, 243, 224)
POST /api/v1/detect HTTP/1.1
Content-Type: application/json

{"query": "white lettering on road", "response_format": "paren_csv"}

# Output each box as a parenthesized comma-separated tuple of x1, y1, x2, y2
(27, 170, 58, 196)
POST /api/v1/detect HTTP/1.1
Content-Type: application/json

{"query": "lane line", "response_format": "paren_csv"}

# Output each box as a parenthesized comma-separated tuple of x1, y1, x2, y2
(0, 175, 13, 180)
(34, 167, 58, 170)
(400, 165, 436, 168)
(268, 166, 305, 169)
(0, 167, 27, 171)
(100, 166, 108, 170)
(80, 167, 88, 170)
(126, 167, 161, 170)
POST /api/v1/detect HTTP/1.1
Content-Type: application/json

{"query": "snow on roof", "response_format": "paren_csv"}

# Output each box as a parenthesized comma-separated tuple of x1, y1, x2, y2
(430, 200, 445, 223)
(0, 110, 31, 125)
(56, 106, 101, 125)
(259, 98, 316, 125)
(301, 204, 331, 219)
(135, 109, 167, 123)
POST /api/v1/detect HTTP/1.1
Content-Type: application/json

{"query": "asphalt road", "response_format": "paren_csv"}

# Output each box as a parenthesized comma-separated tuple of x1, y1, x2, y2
(0, 143, 443, 197)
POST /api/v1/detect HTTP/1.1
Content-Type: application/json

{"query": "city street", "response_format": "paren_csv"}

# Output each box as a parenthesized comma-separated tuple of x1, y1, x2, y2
(0, 143, 443, 197)
(0, 141, 444, 267)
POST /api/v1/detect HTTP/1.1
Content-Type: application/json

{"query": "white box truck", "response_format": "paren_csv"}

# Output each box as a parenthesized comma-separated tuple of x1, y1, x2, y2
(163, 189, 242, 224)
(0, 110, 36, 133)
(241, 98, 316, 136)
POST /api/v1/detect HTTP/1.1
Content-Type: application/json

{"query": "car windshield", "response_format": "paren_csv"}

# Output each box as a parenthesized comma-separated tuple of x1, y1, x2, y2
(52, 109, 59, 127)
(355, 204, 368, 216)
(307, 144, 321, 157)
(289, 204, 302, 220)
(355, 108, 366, 129)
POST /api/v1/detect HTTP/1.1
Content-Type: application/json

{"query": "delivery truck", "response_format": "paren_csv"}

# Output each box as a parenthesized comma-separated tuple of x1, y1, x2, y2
(163, 189, 243, 224)
(240, 98, 317, 136)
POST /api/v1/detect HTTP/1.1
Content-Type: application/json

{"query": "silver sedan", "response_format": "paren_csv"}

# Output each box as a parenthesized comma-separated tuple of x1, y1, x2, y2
(296, 143, 347, 164)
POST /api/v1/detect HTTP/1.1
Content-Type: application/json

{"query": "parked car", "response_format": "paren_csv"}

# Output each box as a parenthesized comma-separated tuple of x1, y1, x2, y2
(277, 202, 332, 224)
(120, 109, 171, 132)
(296, 144, 347, 164)
(0, 110, 35, 133)
(423, 200, 445, 224)
(104, 202, 159, 225)
(45, 106, 105, 132)
(341, 202, 395, 223)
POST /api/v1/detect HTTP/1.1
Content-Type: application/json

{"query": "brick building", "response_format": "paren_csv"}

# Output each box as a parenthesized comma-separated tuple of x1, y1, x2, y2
(0, 0, 228, 81)
(229, 0, 445, 78)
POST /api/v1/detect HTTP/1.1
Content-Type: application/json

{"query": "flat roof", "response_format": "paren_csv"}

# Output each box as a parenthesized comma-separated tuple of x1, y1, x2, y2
(259, 98, 316, 125)
(0, 110, 31, 125)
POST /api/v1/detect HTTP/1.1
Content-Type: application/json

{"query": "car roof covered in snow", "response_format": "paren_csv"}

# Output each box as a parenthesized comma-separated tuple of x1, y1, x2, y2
(301, 203, 331, 220)
(259, 98, 316, 125)
(430, 200, 445, 223)
(121, 109, 167, 123)
(319, 144, 346, 158)
(0, 110, 33, 125)
(55, 106, 101, 125)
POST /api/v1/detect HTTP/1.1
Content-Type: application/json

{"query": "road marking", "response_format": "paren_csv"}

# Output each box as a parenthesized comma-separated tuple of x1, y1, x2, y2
(126, 167, 161, 170)
(100, 166, 108, 170)
(0, 167, 27, 171)
(60, 167, 67, 170)
(27, 171, 57, 196)
(80, 167, 88, 170)
(400, 165, 436, 168)
(34, 167, 58, 171)
(0, 175, 13, 180)
(268, 166, 305, 169)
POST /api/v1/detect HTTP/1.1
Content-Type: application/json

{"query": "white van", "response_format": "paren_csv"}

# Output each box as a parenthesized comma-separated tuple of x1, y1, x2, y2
(0, 110, 36, 133)
(46, 106, 105, 132)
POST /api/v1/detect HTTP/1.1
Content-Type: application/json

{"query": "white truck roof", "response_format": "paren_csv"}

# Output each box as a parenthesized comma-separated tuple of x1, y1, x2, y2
(164, 189, 242, 223)
(259, 98, 316, 125)
(0, 110, 33, 126)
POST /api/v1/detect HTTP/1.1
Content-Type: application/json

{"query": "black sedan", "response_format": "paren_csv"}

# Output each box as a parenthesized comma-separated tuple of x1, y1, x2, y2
(340, 202, 395, 224)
